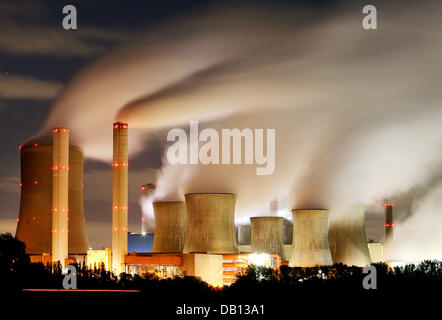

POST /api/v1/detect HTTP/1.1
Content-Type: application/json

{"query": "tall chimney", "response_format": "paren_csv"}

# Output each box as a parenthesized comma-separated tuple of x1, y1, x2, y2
(384, 203, 394, 242)
(51, 128, 69, 267)
(112, 122, 128, 275)
(141, 183, 156, 235)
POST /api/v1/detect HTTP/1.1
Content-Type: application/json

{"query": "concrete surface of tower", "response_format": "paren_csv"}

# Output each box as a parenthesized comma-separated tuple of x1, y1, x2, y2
(16, 142, 88, 257)
(112, 122, 129, 274)
(51, 128, 69, 266)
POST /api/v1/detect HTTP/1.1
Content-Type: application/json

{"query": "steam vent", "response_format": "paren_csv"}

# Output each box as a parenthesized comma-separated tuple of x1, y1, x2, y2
(183, 193, 238, 254)
(250, 217, 284, 258)
(152, 201, 186, 253)
(290, 209, 333, 267)
(16, 143, 89, 255)
(329, 204, 371, 266)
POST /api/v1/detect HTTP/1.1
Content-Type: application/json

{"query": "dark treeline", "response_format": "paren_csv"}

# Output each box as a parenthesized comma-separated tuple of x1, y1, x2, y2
(1, 232, 441, 315)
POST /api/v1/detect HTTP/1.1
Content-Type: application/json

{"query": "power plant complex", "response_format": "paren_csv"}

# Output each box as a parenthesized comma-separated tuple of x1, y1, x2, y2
(15, 123, 394, 285)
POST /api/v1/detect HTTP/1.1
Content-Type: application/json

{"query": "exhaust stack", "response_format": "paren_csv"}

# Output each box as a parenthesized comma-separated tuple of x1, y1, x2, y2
(290, 209, 333, 267)
(112, 122, 128, 275)
(51, 128, 69, 266)
(250, 217, 284, 257)
(152, 201, 186, 252)
(183, 193, 238, 254)
(384, 203, 394, 241)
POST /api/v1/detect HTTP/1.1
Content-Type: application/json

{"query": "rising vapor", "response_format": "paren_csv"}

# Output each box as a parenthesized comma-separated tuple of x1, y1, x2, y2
(33, 1, 442, 262)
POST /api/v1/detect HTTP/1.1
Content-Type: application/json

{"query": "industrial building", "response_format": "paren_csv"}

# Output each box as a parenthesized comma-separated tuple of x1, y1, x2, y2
(15, 122, 392, 286)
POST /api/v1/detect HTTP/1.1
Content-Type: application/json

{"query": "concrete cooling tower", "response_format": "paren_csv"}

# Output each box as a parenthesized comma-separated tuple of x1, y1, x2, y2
(329, 204, 371, 266)
(152, 201, 186, 253)
(290, 209, 333, 267)
(183, 193, 238, 254)
(16, 143, 89, 255)
(250, 217, 284, 257)
(237, 224, 251, 245)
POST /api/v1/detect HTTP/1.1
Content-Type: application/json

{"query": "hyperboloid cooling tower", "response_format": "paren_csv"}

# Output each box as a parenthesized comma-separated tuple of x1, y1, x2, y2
(112, 122, 129, 275)
(328, 204, 371, 266)
(16, 143, 89, 255)
(290, 209, 333, 267)
(250, 217, 284, 257)
(152, 201, 186, 252)
(141, 183, 156, 235)
(183, 193, 238, 254)
(237, 224, 251, 245)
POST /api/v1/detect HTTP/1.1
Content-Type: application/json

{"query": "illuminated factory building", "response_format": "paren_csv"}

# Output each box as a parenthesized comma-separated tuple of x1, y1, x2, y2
(15, 123, 391, 286)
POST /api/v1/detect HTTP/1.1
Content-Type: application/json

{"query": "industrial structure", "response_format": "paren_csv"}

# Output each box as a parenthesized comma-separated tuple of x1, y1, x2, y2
(183, 193, 238, 254)
(329, 204, 371, 266)
(112, 122, 129, 274)
(152, 201, 186, 252)
(51, 128, 69, 266)
(250, 217, 284, 258)
(384, 203, 394, 241)
(141, 183, 156, 234)
(290, 209, 333, 267)
(14, 121, 396, 285)
(16, 142, 88, 259)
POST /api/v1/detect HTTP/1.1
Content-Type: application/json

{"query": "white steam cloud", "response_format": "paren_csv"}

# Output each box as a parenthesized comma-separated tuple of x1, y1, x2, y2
(33, 1, 442, 262)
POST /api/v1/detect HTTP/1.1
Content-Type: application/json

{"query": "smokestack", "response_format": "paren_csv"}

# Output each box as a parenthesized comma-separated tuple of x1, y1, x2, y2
(16, 144, 89, 255)
(328, 204, 371, 266)
(183, 193, 238, 254)
(152, 201, 186, 252)
(250, 217, 284, 258)
(51, 128, 69, 266)
(384, 203, 394, 242)
(290, 209, 333, 267)
(112, 122, 128, 275)
(141, 183, 155, 234)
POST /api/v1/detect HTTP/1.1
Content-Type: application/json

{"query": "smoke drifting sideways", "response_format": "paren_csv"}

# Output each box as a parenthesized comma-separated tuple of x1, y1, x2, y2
(35, 1, 442, 262)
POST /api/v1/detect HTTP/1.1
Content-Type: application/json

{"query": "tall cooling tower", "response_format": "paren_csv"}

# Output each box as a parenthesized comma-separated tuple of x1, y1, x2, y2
(152, 201, 186, 252)
(250, 217, 284, 257)
(112, 122, 128, 275)
(329, 204, 371, 266)
(290, 209, 333, 267)
(183, 193, 238, 254)
(16, 144, 89, 255)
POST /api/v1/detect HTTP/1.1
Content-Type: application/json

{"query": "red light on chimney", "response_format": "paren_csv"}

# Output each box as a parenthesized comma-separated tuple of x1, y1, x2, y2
(52, 129, 59, 133)
(32, 217, 36, 220)
(34, 180, 38, 185)
(384, 203, 394, 207)
(34, 143, 38, 147)
(19, 183, 23, 187)
(141, 186, 146, 191)
(16, 218, 20, 222)
(141, 217, 145, 221)
(114, 124, 119, 129)
(18, 145, 22, 150)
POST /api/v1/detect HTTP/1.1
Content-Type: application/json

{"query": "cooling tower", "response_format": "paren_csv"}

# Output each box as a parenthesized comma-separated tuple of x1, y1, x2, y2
(183, 193, 238, 254)
(250, 217, 284, 257)
(152, 201, 186, 252)
(16, 144, 88, 255)
(112, 122, 129, 275)
(384, 203, 394, 242)
(329, 204, 371, 266)
(141, 183, 155, 235)
(51, 128, 69, 265)
(290, 209, 333, 267)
